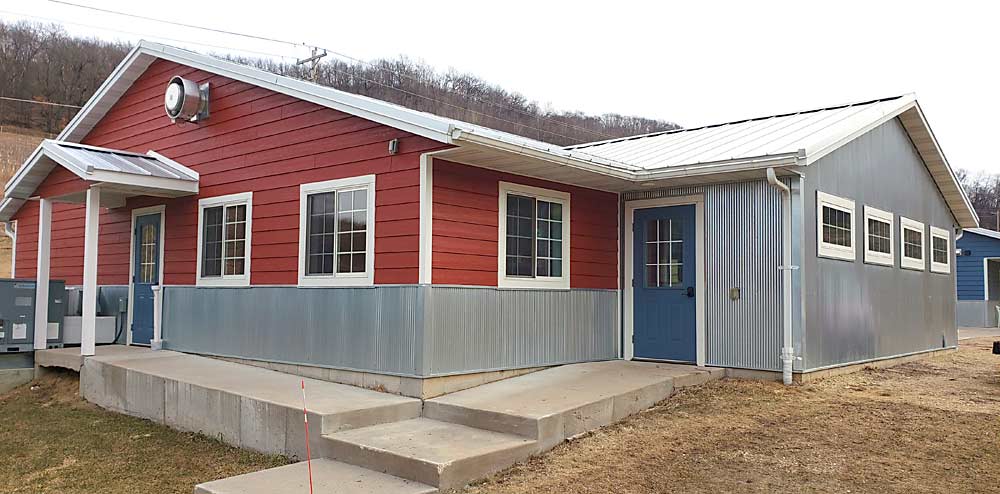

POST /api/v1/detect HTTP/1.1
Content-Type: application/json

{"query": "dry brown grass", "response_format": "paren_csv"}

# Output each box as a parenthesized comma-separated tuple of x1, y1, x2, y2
(463, 338, 1000, 494)
(0, 369, 290, 494)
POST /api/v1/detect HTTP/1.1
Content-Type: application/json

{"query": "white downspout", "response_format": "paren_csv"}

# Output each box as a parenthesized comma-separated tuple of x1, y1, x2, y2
(766, 168, 795, 385)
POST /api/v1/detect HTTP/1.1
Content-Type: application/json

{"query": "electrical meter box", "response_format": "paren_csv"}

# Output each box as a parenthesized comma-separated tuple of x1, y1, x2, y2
(0, 279, 65, 353)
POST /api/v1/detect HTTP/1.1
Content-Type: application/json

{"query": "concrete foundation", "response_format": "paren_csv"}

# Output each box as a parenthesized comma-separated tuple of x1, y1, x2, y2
(213, 355, 546, 399)
(723, 346, 959, 383)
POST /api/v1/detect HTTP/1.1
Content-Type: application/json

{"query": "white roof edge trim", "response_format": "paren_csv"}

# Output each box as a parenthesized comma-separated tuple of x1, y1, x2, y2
(146, 150, 200, 180)
(56, 44, 148, 142)
(801, 94, 918, 165)
(60, 41, 457, 146)
(965, 228, 1000, 241)
(906, 100, 979, 229)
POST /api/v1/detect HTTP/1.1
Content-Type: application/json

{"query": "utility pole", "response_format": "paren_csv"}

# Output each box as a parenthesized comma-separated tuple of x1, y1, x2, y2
(297, 46, 328, 83)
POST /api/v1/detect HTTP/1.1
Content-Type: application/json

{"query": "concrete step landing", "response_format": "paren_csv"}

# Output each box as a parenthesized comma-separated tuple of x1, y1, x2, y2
(323, 417, 537, 490)
(194, 459, 435, 494)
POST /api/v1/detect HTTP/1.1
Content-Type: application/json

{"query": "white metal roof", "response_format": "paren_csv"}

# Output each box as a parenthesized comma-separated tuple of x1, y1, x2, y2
(965, 228, 1000, 241)
(566, 95, 914, 169)
(0, 140, 199, 221)
(3, 40, 977, 228)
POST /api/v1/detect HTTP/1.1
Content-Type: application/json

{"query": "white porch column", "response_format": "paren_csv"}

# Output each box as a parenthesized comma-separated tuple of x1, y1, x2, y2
(151, 285, 163, 350)
(33, 198, 52, 350)
(81, 187, 101, 357)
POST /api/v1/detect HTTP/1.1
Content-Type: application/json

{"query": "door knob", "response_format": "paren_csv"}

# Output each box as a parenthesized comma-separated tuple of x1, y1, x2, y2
(686, 286, 695, 298)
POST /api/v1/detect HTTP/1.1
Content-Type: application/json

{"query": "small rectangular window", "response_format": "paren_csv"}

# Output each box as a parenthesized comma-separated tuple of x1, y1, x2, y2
(644, 219, 683, 287)
(298, 175, 375, 286)
(929, 226, 950, 274)
(900, 217, 925, 271)
(816, 191, 855, 261)
(863, 206, 893, 266)
(198, 192, 252, 286)
(498, 182, 570, 289)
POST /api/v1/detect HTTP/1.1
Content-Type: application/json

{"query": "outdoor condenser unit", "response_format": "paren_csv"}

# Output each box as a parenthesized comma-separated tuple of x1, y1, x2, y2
(0, 279, 65, 353)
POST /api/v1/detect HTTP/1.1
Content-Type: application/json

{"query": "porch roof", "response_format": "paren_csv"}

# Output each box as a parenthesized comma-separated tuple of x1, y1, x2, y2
(0, 140, 199, 221)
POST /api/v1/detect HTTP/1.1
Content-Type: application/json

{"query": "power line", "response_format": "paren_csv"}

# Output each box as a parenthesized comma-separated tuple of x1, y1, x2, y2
(0, 96, 81, 109)
(43, 0, 616, 142)
(0, 9, 298, 61)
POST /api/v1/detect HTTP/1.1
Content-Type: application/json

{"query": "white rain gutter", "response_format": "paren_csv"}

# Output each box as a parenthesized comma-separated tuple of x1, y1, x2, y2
(766, 167, 795, 385)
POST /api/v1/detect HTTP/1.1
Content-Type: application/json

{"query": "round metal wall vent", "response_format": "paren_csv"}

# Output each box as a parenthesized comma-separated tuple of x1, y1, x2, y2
(164, 76, 210, 123)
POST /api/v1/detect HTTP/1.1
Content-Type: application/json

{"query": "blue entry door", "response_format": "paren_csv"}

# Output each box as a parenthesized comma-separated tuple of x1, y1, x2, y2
(131, 212, 161, 345)
(633, 205, 697, 362)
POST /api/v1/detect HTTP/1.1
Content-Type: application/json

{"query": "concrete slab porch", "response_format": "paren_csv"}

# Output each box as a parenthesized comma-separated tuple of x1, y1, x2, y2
(68, 348, 722, 493)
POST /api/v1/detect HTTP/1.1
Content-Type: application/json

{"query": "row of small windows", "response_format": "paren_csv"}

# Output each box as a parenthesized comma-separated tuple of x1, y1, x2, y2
(816, 191, 950, 273)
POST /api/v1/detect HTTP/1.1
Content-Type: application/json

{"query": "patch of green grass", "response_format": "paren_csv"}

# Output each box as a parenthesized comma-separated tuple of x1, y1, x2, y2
(0, 369, 290, 494)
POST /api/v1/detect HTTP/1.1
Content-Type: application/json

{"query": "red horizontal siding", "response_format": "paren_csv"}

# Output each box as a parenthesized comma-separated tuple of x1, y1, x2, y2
(431, 160, 618, 289)
(12, 58, 448, 286)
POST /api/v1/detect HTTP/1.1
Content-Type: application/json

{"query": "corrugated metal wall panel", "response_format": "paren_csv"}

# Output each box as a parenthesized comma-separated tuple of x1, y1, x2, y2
(425, 287, 618, 375)
(161, 285, 618, 377)
(704, 181, 783, 371)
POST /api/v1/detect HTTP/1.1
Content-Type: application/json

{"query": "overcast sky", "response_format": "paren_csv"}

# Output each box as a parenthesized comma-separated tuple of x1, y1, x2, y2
(2, 0, 996, 173)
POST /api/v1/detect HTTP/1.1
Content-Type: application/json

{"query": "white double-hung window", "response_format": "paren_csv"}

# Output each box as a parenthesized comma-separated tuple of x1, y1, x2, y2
(197, 192, 253, 286)
(900, 216, 925, 271)
(816, 191, 855, 261)
(929, 226, 951, 274)
(498, 182, 570, 289)
(297, 175, 376, 286)
(863, 205, 894, 266)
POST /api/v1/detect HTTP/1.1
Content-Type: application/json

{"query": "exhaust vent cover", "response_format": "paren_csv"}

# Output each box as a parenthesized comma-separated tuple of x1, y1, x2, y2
(164, 76, 210, 123)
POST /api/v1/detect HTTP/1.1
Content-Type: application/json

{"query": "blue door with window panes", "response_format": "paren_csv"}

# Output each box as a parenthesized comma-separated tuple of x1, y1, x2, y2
(132, 212, 161, 345)
(632, 205, 696, 362)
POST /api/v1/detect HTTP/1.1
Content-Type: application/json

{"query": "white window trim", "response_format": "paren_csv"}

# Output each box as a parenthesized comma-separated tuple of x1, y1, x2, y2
(929, 225, 951, 274)
(816, 191, 855, 261)
(899, 216, 925, 271)
(196, 191, 253, 287)
(863, 205, 894, 266)
(297, 175, 376, 287)
(498, 181, 571, 290)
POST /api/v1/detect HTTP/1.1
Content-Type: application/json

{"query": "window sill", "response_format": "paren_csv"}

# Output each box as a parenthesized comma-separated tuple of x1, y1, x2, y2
(817, 247, 855, 262)
(863, 253, 894, 267)
(498, 276, 570, 290)
(196, 277, 251, 287)
(297, 274, 374, 287)
(900, 259, 925, 271)
(930, 263, 950, 274)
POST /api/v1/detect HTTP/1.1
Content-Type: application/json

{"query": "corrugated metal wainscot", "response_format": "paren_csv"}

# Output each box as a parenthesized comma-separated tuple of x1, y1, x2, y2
(160, 285, 618, 377)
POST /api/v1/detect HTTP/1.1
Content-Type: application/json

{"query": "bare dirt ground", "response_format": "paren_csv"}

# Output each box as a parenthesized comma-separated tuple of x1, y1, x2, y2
(0, 369, 289, 494)
(463, 337, 1000, 494)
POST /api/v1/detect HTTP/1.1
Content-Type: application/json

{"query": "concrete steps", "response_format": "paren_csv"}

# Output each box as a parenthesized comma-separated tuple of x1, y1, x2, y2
(423, 360, 724, 450)
(79, 348, 422, 459)
(194, 459, 436, 494)
(322, 417, 537, 490)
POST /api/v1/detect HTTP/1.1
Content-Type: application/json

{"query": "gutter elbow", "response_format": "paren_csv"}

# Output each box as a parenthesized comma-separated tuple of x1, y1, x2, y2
(766, 167, 790, 194)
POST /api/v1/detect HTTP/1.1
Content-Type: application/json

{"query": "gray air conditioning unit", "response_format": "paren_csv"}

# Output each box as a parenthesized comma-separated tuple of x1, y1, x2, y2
(164, 76, 210, 123)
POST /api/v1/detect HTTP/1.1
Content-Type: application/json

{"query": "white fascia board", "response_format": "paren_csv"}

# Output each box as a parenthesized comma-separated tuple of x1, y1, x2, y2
(905, 101, 979, 229)
(801, 95, 917, 166)
(146, 150, 200, 180)
(135, 42, 456, 145)
(57, 44, 151, 143)
(634, 153, 803, 180)
(3, 141, 49, 196)
(87, 170, 199, 195)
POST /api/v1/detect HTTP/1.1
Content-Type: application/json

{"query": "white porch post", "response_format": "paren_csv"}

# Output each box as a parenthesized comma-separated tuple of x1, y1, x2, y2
(33, 198, 52, 350)
(151, 285, 163, 350)
(81, 187, 101, 357)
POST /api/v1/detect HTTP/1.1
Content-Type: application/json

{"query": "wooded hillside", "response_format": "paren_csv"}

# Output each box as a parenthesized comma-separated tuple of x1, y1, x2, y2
(0, 20, 679, 145)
